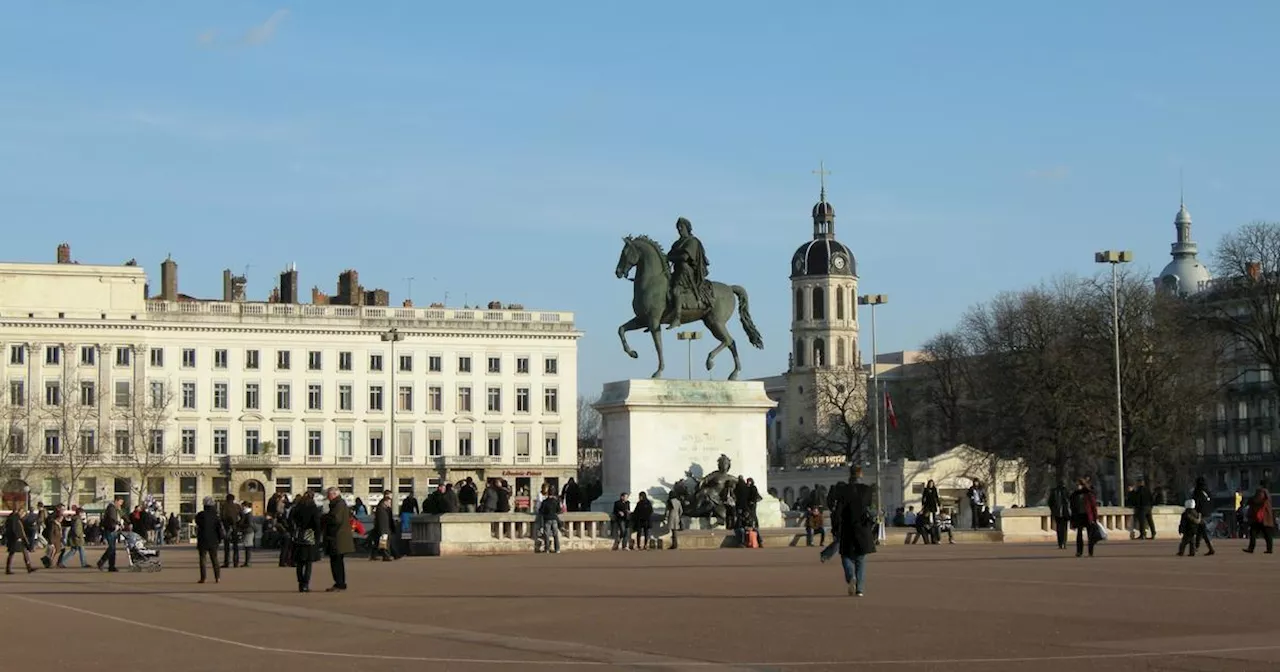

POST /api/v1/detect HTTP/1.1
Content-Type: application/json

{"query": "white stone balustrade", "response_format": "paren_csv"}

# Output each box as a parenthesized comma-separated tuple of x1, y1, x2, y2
(411, 512, 615, 556)
(997, 505, 1184, 542)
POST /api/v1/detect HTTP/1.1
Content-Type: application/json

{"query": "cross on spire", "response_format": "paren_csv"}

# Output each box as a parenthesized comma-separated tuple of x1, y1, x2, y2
(813, 161, 831, 202)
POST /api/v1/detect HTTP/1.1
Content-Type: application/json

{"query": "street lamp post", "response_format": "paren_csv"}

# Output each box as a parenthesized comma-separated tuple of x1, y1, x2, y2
(857, 294, 888, 540)
(676, 331, 702, 380)
(1094, 250, 1133, 507)
(381, 328, 405, 499)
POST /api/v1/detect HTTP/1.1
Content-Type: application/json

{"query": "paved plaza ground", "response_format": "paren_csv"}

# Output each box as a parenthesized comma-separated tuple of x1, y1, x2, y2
(3, 538, 1278, 671)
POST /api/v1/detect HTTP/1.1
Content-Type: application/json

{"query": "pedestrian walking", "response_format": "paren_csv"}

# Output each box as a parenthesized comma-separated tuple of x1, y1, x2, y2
(323, 488, 353, 592)
(1243, 481, 1275, 555)
(836, 468, 875, 597)
(195, 496, 224, 584)
(4, 504, 37, 575)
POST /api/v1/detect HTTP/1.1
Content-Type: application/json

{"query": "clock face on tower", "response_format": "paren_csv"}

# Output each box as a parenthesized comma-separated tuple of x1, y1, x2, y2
(832, 254, 846, 271)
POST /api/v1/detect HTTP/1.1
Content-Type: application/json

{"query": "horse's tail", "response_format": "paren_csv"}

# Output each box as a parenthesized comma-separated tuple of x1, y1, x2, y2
(731, 285, 765, 349)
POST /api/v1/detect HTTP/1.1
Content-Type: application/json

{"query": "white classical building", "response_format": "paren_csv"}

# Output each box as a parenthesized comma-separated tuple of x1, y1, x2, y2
(0, 247, 580, 518)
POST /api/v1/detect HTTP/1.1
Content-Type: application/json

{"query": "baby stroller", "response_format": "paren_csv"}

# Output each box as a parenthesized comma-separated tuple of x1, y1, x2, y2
(122, 531, 162, 572)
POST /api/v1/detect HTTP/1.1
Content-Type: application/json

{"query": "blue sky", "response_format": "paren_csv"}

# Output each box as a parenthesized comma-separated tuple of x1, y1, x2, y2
(2, 2, 1279, 397)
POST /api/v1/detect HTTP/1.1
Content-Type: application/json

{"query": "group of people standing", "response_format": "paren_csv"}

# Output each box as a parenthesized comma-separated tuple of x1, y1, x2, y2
(194, 489, 354, 592)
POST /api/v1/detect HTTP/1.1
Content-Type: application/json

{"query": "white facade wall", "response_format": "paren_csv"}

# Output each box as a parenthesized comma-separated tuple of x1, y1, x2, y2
(0, 262, 580, 515)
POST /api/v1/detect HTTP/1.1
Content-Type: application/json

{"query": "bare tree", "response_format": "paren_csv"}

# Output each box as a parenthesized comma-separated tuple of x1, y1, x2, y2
(577, 395, 602, 446)
(0, 382, 33, 497)
(919, 330, 978, 449)
(789, 368, 874, 466)
(1081, 271, 1224, 489)
(111, 380, 180, 502)
(34, 356, 105, 505)
(1206, 221, 1280, 397)
(918, 271, 1223, 502)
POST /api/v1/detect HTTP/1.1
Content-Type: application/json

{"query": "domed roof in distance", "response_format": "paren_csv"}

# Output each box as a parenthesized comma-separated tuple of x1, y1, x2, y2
(791, 238, 856, 278)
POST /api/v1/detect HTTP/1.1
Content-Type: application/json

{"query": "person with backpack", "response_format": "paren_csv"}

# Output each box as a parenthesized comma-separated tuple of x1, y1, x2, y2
(538, 489, 562, 554)
(1243, 481, 1275, 555)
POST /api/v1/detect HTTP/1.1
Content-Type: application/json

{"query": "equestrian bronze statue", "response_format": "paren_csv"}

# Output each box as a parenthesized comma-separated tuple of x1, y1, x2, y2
(615, 217, 764, 380)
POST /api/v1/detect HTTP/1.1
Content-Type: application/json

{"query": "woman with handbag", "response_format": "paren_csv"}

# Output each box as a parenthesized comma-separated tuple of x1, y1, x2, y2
(370, 497, 395, 561)
(1069, 477, 1100, 558)
(289, 492, 322, 592)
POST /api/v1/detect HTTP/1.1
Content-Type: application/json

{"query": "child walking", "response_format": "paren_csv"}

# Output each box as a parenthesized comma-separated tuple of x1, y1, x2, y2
(1177, 499, 1202, 557)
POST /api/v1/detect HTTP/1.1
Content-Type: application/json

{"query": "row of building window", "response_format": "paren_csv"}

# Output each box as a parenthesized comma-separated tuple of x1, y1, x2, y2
(8, 345, 560, 376)
(794, 286, 855, 322)
(8, 426, 561, 460)
(6, 379, 561, 414)
(793, 336, 857, 368)
(1198, 434, 1274, 456)
(1216, 399, 1276, 420)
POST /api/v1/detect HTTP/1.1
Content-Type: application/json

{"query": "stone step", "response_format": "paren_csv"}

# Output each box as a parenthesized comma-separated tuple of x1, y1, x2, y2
(655, 527, 1005, 550)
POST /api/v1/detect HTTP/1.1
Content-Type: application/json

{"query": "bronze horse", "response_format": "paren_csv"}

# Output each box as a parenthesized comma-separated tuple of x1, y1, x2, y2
(615, 235, 763, 380)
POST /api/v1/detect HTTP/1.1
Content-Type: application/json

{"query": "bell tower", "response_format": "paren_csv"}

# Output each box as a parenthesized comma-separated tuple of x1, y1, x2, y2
(783, 163, 862, 457)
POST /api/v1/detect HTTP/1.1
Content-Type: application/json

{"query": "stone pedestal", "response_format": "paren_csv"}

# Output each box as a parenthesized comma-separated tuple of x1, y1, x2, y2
(592, 379, 784, 529)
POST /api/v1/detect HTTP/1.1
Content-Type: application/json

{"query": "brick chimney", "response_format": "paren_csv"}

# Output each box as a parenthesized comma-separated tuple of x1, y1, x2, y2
(56, 243, 71, 264)
(1247, 262, 1262, 281)
(161, 255, 178, 301)
(279, 263, 299, 304)
(402, 299, 414, 308)
(337, 270, 361, 306)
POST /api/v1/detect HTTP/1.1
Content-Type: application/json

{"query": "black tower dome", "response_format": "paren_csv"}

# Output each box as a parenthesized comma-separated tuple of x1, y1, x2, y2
(791, 187, 855, 278)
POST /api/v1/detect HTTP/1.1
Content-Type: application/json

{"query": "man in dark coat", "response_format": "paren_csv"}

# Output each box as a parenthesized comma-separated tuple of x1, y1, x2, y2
(5, 503, 37, 574)
(1047, 480, 1072, 550)
(1192, 476, 1216, 555)
(219, 493, 241, 568)
(96, 498, 122, 572)
(819, 481, 847, 563)
(837, 469, 876, 597)
(400, 493, 419, 516)
(195, 496, 224, 584)
(443, 483, 460, 513)
(459, 478, 478, 513)
(323, 488, 354, 591)
(1132, 479, 1156, 540)
(562, 478, 581, 512)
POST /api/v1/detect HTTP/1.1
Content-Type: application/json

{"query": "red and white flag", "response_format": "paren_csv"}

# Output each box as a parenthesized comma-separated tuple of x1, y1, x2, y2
(884, 390, 899, 429)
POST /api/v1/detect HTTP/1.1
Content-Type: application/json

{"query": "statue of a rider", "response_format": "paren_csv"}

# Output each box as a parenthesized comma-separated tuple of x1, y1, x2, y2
(664, 217, 713, 329)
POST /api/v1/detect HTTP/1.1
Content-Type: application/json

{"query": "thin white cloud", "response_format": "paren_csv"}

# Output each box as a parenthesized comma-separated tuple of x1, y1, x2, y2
(197, 9, 290, 48)
(242, 9, 289, 46)
(1027, 166, 1070, 181)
